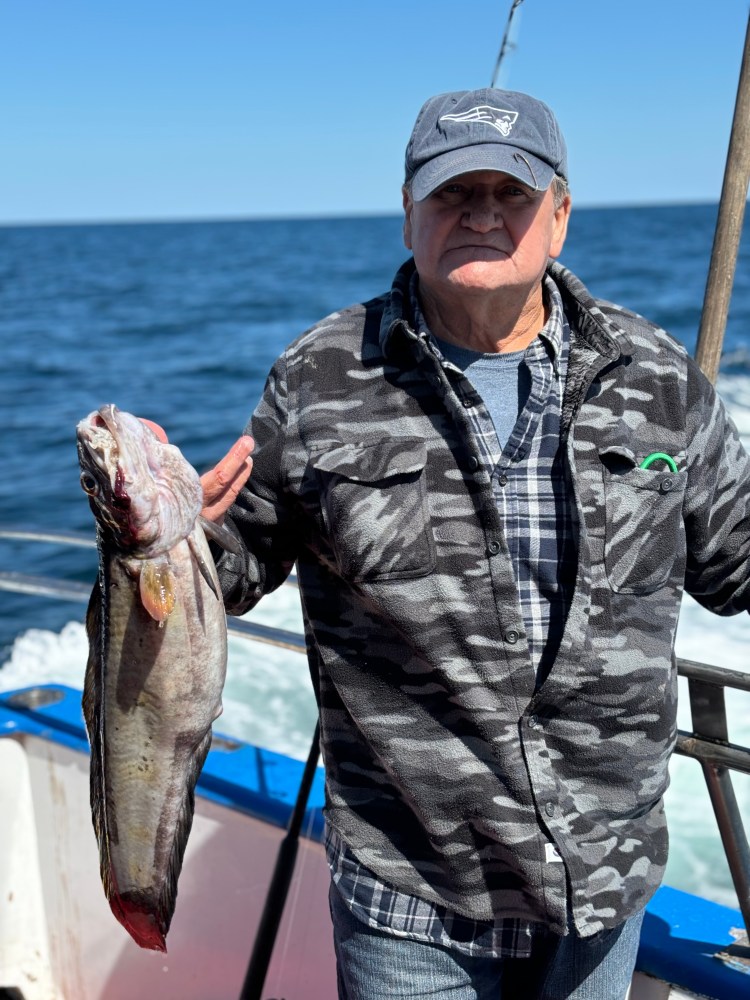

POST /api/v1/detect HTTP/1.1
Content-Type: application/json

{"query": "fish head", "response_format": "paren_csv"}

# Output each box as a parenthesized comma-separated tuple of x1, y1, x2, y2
(76, 404, 203, 555)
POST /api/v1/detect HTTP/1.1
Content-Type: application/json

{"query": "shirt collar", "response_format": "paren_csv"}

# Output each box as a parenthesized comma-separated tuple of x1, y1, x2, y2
(407, 271, 566, 365)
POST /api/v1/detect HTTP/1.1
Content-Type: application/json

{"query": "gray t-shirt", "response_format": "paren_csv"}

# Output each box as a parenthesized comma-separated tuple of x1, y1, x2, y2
(433, 337, 530, 451)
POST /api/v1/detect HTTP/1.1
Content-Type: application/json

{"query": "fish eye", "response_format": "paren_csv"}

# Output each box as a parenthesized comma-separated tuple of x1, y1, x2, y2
(80, 471, 100, 496)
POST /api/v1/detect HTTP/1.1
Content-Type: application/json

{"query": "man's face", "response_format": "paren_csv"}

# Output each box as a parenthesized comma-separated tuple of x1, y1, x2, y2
(403, 170, 571, 305)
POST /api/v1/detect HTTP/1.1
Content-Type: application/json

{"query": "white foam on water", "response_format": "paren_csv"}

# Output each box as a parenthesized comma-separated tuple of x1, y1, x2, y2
(0, 584, 316, 761)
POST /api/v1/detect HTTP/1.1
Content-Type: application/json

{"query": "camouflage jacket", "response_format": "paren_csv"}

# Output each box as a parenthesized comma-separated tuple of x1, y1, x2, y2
(217, 259, 750, 936)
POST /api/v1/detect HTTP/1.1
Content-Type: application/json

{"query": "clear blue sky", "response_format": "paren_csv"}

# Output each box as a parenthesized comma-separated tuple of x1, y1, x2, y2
(2, 0, 748, 224)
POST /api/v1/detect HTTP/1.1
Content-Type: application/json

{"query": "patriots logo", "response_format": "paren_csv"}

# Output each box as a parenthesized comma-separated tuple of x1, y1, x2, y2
(439, 105, 518, 137)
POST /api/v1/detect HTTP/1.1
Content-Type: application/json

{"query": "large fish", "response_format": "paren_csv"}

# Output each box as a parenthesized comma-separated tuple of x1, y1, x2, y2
(77, 404, 229, 952)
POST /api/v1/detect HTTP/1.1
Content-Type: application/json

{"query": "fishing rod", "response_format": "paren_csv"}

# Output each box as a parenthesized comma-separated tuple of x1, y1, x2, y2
(694, 12, 750, 384)
(238, 721, 321, 1000)
(490, 0, 524, 88)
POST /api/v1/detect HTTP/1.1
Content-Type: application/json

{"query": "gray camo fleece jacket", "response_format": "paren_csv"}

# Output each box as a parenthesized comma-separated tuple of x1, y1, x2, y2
(216, 258, 750, 937)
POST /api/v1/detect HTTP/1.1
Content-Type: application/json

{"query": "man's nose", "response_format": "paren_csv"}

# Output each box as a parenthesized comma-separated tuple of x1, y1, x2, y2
(462, 195, 502, 231)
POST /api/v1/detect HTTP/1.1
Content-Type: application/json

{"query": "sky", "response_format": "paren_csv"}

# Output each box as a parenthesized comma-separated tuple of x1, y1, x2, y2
(1, 0, 749, 224)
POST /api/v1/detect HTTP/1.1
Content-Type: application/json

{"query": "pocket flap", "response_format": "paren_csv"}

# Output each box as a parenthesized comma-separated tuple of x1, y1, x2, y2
(600, 446, 685, 493)
(312, 438, 428, 482)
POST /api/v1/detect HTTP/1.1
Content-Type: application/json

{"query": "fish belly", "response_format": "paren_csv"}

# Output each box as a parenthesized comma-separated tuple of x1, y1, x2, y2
(84, 527, 227, 951)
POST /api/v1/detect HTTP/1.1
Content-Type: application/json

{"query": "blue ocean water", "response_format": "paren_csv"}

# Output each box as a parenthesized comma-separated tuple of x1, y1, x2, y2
(1, 205, 749, 653)
(1, 205, 749, 909)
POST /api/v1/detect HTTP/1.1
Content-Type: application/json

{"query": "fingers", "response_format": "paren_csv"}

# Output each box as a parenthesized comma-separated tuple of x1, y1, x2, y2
(200, 435, 254, 523)
(139, 418, 169, 443)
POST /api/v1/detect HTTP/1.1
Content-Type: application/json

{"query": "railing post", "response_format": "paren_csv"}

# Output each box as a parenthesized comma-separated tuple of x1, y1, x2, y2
(700, 762, 750, 931)
(687, 673, 750, 931)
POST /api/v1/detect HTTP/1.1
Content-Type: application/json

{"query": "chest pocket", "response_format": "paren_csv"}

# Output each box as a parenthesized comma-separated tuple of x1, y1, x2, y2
(601, 446, 687, 594)
(312, 438, 436, 583)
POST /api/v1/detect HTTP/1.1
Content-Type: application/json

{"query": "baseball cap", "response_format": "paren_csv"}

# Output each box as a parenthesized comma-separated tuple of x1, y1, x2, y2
(404, 88, 567, 201)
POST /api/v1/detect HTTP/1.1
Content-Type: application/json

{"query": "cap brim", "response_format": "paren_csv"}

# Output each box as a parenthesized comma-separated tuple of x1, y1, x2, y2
(410, 145, 555, 201)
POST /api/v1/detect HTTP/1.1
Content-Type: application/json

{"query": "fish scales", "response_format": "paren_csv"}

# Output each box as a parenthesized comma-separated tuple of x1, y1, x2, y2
(78, 405, 227, 952)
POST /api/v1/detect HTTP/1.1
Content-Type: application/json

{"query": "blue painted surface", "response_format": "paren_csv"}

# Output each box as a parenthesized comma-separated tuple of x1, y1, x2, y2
(2, 683, 747, 997)
(0, 683, 326, 840)
(639, 884, 748, 998)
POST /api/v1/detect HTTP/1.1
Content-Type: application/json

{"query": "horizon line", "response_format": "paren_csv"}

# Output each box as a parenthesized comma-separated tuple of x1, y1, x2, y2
(0, 197, 732, 231)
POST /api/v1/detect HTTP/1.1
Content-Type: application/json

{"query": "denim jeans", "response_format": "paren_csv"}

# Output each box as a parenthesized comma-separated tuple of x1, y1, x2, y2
(330, 884, 645, 1000)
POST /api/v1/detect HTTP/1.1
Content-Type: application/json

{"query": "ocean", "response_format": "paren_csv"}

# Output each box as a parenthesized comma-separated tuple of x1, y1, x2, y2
(0, 204, 749, 910)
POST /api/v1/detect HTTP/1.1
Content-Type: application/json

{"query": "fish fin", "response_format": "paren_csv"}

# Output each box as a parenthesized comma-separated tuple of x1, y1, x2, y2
(198, 515, 243, 556)
(109, 890, 168, 952)
(139, 558, 176, 622)
(187, 532, 219, 599)
(82, 582, 101, 744)
(83, 570, 116, 905)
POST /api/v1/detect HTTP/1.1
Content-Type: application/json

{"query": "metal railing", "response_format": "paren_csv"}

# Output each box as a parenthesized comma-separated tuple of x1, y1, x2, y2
(1, 526, 749, 964)
(675, 658, 750, 933)
(0, 526, 305, 653)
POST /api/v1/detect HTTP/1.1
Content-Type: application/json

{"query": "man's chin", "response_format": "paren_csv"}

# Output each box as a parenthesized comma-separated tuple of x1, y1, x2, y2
(444, 258, 514, 291)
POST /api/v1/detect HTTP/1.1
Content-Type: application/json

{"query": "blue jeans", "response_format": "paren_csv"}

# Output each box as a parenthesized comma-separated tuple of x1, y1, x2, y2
(330, 884, 645, 1000)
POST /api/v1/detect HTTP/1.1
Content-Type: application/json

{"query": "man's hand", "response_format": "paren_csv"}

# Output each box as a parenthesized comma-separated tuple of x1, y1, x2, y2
(139, 418, 254, 524)
(200, 435, 254, 524)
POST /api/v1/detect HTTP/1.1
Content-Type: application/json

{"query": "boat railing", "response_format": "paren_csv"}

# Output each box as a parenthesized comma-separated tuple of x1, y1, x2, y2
(0, 526, 306, 653)
(1, 526, 749, 936)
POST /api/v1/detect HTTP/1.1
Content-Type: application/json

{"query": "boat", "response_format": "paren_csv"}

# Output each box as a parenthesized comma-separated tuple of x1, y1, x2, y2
(0, 527, 748, 1000)
(2, 9, 749, 995)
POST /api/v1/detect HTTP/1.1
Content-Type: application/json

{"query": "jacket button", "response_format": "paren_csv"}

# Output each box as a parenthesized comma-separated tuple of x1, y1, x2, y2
(528, 715, 539, 729)
(661, 477, 675, 492)
(498, 474, 508, 487)
(545, 801, 555, 817)
(504, 629, 519, 644)
(488, 540, 501, 555)
(468, 455, 480, 471)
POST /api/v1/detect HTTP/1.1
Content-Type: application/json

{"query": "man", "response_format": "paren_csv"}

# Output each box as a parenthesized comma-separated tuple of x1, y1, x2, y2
(200, 89, 750, 998)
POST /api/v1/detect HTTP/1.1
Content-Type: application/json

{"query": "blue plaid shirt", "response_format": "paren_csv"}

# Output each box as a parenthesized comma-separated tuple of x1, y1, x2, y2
(327, 275, 576, 958)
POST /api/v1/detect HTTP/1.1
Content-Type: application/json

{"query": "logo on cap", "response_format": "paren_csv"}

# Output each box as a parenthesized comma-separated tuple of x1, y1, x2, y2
(439, 105, 518, 137)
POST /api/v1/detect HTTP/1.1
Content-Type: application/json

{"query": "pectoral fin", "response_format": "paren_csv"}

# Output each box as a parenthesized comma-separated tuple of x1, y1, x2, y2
(139, 558, 176, 622)
(198, 516, 243, 556)
(187, 532, 219, 599)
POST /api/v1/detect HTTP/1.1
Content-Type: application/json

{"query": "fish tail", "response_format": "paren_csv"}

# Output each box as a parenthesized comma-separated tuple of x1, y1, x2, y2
(111, 728, 213, 951)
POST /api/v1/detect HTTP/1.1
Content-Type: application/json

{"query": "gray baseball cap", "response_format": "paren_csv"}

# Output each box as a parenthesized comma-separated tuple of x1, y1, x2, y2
(404, 88, 567, 201)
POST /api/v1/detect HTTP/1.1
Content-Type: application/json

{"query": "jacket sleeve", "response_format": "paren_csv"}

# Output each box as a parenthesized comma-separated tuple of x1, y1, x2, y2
(683, 357, 750, 615)
(214, 353, 299, 616)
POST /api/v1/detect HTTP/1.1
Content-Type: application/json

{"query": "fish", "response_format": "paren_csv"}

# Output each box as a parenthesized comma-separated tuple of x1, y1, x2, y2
(77, 404, 228, 952)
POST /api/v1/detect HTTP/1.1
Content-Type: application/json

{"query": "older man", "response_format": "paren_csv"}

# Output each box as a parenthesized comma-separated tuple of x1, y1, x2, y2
(202, 89, 750, 999)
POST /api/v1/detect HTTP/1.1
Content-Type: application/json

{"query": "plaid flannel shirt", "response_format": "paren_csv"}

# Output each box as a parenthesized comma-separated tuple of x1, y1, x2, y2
(327, 276, 576, 957)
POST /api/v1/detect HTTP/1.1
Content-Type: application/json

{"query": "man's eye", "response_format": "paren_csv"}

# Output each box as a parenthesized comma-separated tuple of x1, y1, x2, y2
(434, 184, 467, 202)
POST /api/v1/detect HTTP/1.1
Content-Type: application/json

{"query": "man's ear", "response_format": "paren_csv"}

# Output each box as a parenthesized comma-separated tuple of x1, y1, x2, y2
(402, 186, 413, 250)
(549, 194, 572, 260)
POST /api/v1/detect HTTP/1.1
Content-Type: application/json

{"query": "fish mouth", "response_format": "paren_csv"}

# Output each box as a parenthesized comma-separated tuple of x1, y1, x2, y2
(94, 402, 121, 437)
(76, 405, 156, 532)
(77, 405, 143, 479)
(77, 406, 121, 481)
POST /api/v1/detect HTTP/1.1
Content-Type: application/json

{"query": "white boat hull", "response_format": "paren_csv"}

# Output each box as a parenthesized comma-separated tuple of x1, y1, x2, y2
(0, 732, 336, 1000)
